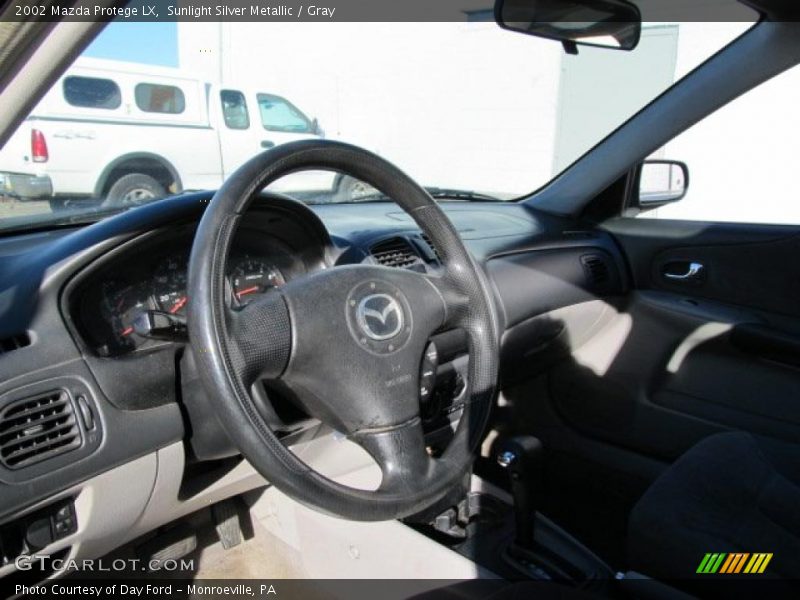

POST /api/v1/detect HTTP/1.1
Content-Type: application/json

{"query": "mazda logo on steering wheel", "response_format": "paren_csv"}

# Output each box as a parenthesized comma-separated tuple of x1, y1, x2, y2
(356, 293, 404, 341)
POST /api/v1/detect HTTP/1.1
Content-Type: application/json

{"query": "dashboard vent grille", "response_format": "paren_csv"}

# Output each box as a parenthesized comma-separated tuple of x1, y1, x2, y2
(581, 254, 611, 289)
(0, 390, 81, 470)
(418, 233, 441, 261)
(370, 237, 422, 269)
(0, 333, 31, 356)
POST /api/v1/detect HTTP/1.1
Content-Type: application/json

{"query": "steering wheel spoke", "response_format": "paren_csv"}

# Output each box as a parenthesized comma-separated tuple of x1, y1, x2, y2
(422, 272, 471, 329)
(351, 419, 434, 495)
(225, 289, 291, 385)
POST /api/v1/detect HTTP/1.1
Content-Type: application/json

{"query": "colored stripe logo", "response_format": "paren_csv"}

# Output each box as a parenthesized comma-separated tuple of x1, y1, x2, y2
(697, 553, 773, 574)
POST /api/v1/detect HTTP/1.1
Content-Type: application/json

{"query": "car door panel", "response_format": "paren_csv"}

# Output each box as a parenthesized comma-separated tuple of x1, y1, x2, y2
(546, 218, 800, 460)
(548, 294, 800, 459)
(605, 217, 800, 317)
(730, 322, 800, 368)
(547, 290, 731, 461)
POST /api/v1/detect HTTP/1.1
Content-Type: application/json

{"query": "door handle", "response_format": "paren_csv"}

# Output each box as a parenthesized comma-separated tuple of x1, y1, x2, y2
(261, 140, 275, 149)
(663, 261, 705, 281)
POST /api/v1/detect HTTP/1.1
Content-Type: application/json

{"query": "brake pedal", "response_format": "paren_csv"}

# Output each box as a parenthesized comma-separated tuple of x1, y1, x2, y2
(212, 498, 243, 550)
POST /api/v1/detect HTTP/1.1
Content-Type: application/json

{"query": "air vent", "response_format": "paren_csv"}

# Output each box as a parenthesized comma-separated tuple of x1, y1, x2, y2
(0, 333, 31, 356)
(0, 391, 81, 470)
(370, 237, 422, 269)
(581, 254, 611, 289)
(418, 233, 441, 262)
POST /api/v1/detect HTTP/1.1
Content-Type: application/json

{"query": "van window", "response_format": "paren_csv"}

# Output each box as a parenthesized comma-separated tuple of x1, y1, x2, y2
(257, 93, 312, 133)
(220, 90, 249, 129)
(63, 76, 121, 109)
(135, 83, 185, 114)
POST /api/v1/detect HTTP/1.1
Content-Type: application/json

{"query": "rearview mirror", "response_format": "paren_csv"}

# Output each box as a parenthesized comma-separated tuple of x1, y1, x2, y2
(494, 0, 641, 51)
(638, 160, 689, 208)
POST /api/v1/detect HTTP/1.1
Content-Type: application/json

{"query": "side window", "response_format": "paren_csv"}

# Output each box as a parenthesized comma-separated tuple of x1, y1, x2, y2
(257, 93, 312, 133)
(63, 76, 121, 109)
(638, 63, 800, 225)
(220, 90, 249, 129)
(135, 83, 185, 114)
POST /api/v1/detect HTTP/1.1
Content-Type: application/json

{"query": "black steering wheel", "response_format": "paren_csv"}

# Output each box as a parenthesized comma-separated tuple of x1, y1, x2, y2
(188, 140, 499, 520)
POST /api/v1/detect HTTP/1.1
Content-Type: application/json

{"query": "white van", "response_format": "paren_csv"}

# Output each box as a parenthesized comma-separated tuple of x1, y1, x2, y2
(0, 58, 330, 210)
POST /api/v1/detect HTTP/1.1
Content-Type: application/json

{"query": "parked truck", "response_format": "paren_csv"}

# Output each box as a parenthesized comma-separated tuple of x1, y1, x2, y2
(0, 57, 335, 210)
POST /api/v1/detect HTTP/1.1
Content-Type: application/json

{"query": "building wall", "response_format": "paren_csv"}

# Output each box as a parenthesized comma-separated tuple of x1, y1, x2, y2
(176, 21, 793, 224)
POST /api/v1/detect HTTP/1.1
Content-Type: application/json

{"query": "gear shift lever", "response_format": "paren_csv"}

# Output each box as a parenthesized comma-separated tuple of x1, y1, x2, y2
(497, 435, 544, 551)
(495, 436, 609, 583)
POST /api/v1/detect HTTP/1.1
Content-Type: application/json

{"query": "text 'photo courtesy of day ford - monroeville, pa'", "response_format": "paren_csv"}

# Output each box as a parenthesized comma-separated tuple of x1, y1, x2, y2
(0, 1, 800, 599)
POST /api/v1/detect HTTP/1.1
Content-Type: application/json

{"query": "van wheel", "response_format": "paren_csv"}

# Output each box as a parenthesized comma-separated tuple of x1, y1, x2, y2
(104, 173, 165, 207)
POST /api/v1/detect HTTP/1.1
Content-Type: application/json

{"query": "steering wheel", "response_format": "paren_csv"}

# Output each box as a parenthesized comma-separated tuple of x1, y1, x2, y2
(188, 140, 499, 521)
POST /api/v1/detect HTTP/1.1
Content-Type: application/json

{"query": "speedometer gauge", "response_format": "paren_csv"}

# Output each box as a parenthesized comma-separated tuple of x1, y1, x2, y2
(154, 255, 189, 316)
(230, 256, 285, 305)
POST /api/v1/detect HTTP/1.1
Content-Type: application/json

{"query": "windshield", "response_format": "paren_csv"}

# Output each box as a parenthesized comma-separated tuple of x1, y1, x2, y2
(0, 16, 754, 232)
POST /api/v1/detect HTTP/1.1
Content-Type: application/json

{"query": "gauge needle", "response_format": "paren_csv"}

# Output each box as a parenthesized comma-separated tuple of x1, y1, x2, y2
(236, 286, 259, 299)
(170, 296, 188, 314)
(121, 326, 134, 337)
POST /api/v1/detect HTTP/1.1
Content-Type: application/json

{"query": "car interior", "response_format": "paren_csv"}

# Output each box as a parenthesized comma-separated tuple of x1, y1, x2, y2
(1, 1, 800, 598)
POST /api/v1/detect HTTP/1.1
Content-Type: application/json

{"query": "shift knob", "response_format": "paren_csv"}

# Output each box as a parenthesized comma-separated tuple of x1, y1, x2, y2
(496, 435, 544, 550)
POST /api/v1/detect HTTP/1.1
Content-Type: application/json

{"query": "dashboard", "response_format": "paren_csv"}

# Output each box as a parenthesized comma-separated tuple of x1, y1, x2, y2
(0, 190, 627, 566)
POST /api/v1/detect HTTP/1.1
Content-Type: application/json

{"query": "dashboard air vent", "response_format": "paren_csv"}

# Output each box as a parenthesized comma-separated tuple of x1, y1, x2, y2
(581, 254, 611, 289)
(0, 333, 31, 356)
(418, 233, 441, 261)
(0, 390, 81, 470)
(370, 237, 422, 269)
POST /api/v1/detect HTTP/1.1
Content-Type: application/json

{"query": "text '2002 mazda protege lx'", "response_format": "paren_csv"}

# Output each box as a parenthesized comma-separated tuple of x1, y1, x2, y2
(0, 0, 799, 598)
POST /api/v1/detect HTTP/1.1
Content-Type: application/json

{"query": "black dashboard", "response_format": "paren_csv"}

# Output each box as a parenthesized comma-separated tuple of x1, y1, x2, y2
(0, 190, 627, 521)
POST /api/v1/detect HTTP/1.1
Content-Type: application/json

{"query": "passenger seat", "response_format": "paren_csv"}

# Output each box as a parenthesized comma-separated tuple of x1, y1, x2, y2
(628, 432, 800, 580)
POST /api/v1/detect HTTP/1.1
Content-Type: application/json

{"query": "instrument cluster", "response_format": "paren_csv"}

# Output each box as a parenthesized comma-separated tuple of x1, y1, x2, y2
(73, 226, 301, 357)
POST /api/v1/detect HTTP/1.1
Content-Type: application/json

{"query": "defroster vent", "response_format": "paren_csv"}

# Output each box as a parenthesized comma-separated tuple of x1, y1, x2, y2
(0, 390, 81, 470)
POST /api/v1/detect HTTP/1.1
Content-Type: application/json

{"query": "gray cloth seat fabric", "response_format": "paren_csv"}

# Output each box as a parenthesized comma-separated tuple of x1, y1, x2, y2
(628, 431, 800, 581)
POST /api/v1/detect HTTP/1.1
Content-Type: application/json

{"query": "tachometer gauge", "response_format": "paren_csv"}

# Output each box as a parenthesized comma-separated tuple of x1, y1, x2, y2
(230, 257, 285, 305)
(101, 281, 154, 350)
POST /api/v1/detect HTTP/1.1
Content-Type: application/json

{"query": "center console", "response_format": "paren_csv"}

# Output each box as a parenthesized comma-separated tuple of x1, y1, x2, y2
(410, 436, 615, 593)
